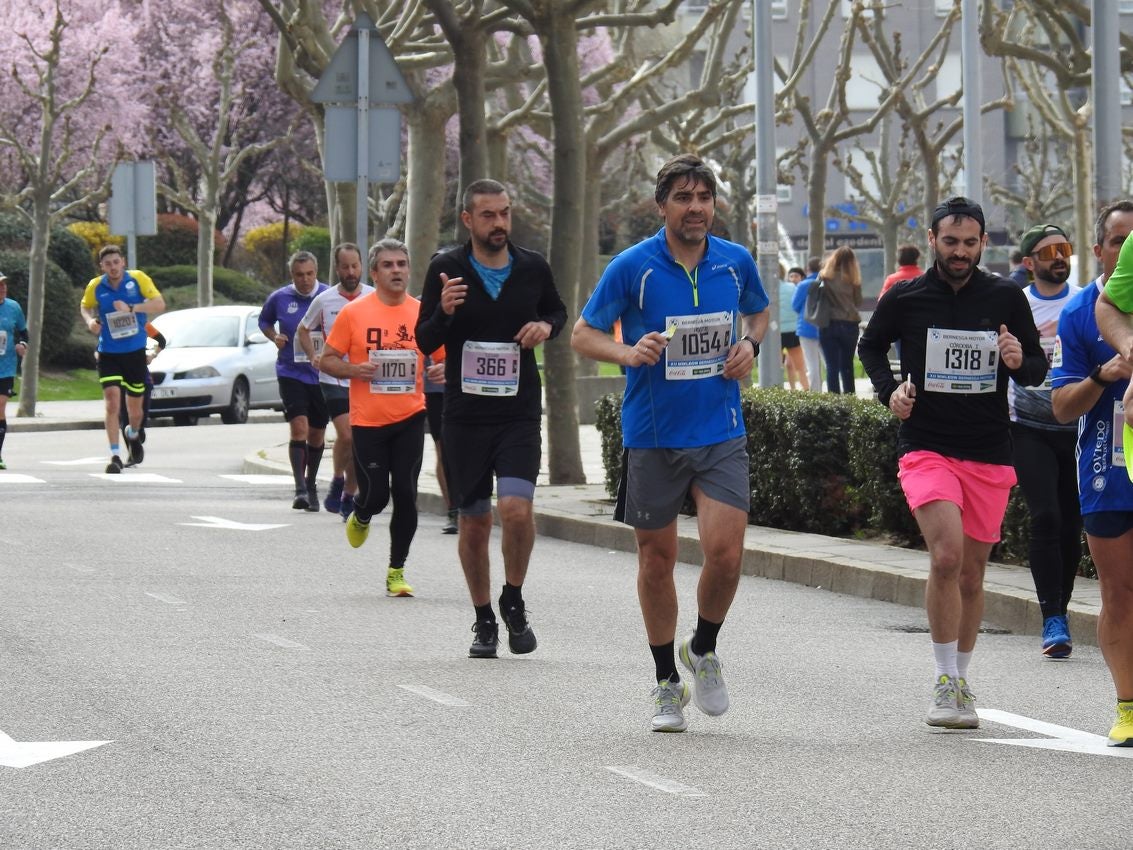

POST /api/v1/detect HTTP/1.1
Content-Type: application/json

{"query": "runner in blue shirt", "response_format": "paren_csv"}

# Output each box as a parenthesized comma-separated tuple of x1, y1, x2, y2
(573, 153, 769, 733)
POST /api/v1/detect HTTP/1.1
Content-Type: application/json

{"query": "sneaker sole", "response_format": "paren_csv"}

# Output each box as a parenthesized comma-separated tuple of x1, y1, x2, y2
(469, 646, 498, 659)
(651, 720, 688, 733)
(1043, 644, 1072, 658)
(507, 633, 537, 654)
(1107, 736, 1133, 747)
(386, 590, 414, 597)
(925, 714, 967, 728)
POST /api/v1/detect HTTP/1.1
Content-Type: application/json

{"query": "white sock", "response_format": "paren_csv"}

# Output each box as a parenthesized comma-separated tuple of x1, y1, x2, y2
(932, 640, 959, 679)
(956, 650, 972, 681)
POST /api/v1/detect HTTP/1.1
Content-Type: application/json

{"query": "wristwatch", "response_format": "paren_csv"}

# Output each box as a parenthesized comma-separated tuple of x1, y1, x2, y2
(742, 335, 760, 357)
(1089, 364, 1114, 387)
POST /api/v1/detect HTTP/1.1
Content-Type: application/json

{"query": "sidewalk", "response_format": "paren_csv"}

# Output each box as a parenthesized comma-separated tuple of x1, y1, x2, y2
(11, 399, 1100, 648)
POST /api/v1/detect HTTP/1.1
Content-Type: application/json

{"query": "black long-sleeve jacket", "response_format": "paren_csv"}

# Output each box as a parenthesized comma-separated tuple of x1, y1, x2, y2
(857, 265, 1047, 465)
(415, 240, 567, 424)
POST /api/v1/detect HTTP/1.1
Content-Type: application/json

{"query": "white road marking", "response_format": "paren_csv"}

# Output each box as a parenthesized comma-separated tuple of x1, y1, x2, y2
(253, 633, 310, 651)
(219, 474, 294, 485)
(145, 592, 186, 605)
(42, 457, 107, 466)
(396, 684, 470, 707)
(0, 729, 111, 769)
(0, 474, 45, 483)
(90, 473, 183, 482)
(975, 709, 1133, 758)
(180, 516, 288, 531)
(606, 766, 708, 797)
(66, 564, 95, 574)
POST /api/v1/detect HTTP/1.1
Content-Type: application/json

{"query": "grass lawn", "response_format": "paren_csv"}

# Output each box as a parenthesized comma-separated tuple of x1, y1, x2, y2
(18, 369, 103, 402)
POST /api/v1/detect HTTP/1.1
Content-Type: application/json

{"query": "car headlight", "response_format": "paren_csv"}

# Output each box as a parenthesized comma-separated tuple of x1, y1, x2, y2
(176, 366, 222, 379)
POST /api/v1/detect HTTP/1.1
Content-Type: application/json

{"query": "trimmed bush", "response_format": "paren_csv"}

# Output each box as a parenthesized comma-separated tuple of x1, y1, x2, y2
(0, 250, 80, 366)
(146, 265, 272, 305)
(289, 226, 331, 281)
(68, 221, 120, 261)
(0, 213, 98, 288)
(244, 221, 307, 283)
(137, 213, 226, 269)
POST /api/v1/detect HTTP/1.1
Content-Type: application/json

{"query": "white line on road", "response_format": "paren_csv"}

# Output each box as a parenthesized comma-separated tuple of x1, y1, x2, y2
(0, 474, 45, 483)
(66, 565, 95, 574)
(396, 684, 470, 707)
(180, 516, 289, 531)
(42, 457, 106, 466)
(975, 709, 1133, 758)
(606, 766, 708, 797)
(253, 633, 311, 651)
(219, 474, 294, 485)
(90, 473, 183, 482)
(145, 592, 187, 605)
(0, 729, 111, 769)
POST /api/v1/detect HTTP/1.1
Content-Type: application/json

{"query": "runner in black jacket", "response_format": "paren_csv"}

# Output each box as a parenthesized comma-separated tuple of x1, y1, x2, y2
(415, 179, 567, 660)
(858, 197, 1046, 731)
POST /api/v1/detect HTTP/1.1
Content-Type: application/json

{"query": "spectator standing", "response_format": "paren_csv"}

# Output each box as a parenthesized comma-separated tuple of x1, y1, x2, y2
(0, 272, 28, 470)
(780, 267, 807, 390)
(817, 246, 863, 394)
(880, 244, 923, 299)
(791, 257, 824, 391)
(1008, 249, 1029, 287)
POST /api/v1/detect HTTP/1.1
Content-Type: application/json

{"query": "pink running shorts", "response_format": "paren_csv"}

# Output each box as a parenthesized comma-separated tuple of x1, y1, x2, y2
(897, 450, 1017, 543)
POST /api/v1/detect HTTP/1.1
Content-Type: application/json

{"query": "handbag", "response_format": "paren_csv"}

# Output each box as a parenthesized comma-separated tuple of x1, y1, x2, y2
(804, 278, 832, 329)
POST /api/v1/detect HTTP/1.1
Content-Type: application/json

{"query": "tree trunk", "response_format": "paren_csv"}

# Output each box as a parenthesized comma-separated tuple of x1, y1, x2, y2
(539, 7, 585, 485)
(196, 206, 217, 307)
(451, 25, 488, 241)
(405, 89, 455, 294)
(1072, 129, 1093, 285)
(807, 151, 830, 260)
(17, 197, 51, 418)
(575, 140, 603, 378)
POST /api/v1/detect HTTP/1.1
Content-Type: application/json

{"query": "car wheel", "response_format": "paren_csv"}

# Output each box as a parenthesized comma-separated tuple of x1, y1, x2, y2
(221, 377, 250, 424)
(173, 414, 199, 427)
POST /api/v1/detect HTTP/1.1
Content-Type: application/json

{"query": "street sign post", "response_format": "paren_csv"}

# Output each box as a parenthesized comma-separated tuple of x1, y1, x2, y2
(311, 13, 412, 258)
(108, 161, 157, 269)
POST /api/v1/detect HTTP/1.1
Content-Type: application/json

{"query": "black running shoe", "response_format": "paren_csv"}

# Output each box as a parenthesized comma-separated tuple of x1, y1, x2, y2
(125, 432, 144, 466)
(499, 601, 537, 654)
(442, 509, 458, 534)
(305, 483, 320, 512)
(292, 489, 310, 510)
(105, 455, 124, 474)
(469, 620, 499, 659)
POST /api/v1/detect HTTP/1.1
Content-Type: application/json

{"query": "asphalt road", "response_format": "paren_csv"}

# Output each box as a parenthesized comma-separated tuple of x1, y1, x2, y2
(2, 424, 1132, 849)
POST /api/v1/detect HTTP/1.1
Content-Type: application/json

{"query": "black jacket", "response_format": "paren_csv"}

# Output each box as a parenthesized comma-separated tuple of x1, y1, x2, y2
(857, 265, 1047, 465)
(416, 241, 567, 424)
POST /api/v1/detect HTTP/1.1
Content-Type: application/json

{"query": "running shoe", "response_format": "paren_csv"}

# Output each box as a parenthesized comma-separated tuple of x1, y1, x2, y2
(678, 633, 729, 716)
(925, 674, 962, 728)
(340, 492, 355, 523)
(292, 489, 310, 510)
(124, 426, 144, 466)
(955, 677, 979, 729)
(386, 567, 414, 597)
(0, 458, 6, 470)
(105, 455, 124, 474)
(442, 509, 458, 535)
(499, 598, 537, 654)
(323, 476, 344, 513)
(345, 512, 370, 548)
(1108, 701, 1133, 747)
(650, 677, 691, 733)
(305, 483, 319, 512)
(1041, 615, 1072, 659)
(469, 619, 499, 658)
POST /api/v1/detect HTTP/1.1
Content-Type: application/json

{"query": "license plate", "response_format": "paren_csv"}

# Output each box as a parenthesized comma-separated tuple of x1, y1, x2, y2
(151, 388, 175, 399)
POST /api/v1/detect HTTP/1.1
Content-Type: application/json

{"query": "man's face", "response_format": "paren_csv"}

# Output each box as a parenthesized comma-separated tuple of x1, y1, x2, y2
(370, 250, 410, 297)
(100, 252, 125, 283)
(461, 192, 511, 254)
(658, 176, 715, 248)
(1024, 234, 1072, 286)
(335, 249, 363, 293)
(290, 260, 318, 295)
(1095, 210, 1133, 279)
(787, 271, 802, 284)
(928, 215, 986, 285)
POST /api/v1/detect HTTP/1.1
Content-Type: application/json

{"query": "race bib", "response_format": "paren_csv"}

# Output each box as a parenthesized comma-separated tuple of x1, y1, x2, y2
(461, 341, 519, 396)
(1034, 337, 1059, 391)
(923, 328, 998, 394)
(663, 311, 732, 380)
(368, 348, 417, 394)
(106, 310, 140, 340)
(294, 331, 324, 364)
(1114, 400, 1126, 468)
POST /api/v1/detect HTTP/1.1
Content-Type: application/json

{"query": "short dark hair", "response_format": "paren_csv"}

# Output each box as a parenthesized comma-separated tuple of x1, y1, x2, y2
(654, 154, 717, 206)
(896, 244, 920, 266)
(930, 196, 986, 235)
(333, 242, 362, 266)
(1010, 249, 1024, 264)
(98, 244, 124, 262)
(806, 256, 822, 274)
(787, 266, 805, 278)
(462, 178, 508, 212)
(1095, 200, 1133, 247)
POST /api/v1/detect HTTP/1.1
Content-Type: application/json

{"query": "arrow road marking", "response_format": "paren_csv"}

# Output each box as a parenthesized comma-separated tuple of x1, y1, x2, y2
(606, 766, 707, 797)
(0, 474, 45, 483)
(180, 516, 288, 531)
(397, 684, 470, 707)
(975, 709, 1133, 758)
(0, 729, 111, 769)
(254, 633, 310, 650)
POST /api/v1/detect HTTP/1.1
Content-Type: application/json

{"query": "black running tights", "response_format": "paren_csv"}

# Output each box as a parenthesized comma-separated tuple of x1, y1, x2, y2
(352, 413, 425, 568)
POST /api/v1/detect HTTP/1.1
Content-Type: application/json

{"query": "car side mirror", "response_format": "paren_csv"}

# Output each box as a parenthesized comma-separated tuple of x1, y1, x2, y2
(247, 332, 269, 345)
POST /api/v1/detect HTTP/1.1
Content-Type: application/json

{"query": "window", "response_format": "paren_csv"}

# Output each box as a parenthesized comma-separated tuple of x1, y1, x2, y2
(935, 0, 953, 15)
(841, 148, 881, 200)
(842, 0, 878, 18)
(1123, 78, 1133, 107)
(845, 55, 885, 110)
(935, 54, 962, 102)
(1121, 0, 1133, 13)
(777, 184, 792, 203)
(772, 0, 788, 18)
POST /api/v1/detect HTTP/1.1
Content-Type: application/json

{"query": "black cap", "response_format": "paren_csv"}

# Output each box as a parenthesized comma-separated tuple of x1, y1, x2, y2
(930, 196, 985, 232)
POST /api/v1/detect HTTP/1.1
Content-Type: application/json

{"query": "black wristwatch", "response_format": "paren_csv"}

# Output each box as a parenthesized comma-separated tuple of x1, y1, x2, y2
(742, 335, 760, 357)
(1089, 364, 1114, 387)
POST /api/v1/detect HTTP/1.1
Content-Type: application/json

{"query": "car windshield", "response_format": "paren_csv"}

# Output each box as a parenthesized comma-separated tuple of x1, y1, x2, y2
(159, 315, 242, 348)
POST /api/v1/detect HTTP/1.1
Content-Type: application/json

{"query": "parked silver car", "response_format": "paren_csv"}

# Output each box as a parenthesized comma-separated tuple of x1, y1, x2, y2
(147, 306, 281, 425)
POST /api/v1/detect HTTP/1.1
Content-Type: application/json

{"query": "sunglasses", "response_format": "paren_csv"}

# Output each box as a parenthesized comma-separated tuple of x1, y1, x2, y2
(1031, 242, 1073, 261)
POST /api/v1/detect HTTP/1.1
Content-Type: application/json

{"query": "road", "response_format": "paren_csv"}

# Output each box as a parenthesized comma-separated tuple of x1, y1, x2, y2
(1, 424, 1131, 849)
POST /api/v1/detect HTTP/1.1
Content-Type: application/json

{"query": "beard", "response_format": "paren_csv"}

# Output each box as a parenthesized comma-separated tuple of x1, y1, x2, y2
(1039, 263, 1071, 286)
(474, 228, 509, 255)
(339, 275, 361, 292)
(934, 249, 982, 285)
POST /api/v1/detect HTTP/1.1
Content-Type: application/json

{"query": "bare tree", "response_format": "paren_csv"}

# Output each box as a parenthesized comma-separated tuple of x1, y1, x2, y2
(985, 116, 1076, 237)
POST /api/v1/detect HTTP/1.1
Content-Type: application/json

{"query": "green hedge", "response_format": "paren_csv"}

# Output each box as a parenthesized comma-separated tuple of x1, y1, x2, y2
(0, 249, 80, 366)
(289, 227, 331, 281)
(595, 388, 1088, 572)
(146, 265, 272, 305)
(0, 213, 97, 288)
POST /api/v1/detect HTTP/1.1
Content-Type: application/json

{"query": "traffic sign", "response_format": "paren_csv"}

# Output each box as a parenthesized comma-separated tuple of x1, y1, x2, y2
(310, 13, 412, 106)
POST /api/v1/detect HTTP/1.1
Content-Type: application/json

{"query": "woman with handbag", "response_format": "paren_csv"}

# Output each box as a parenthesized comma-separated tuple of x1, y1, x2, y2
(817, 246, 863, 394)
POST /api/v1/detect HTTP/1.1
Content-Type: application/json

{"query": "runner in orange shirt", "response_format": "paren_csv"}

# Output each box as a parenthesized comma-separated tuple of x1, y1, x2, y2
(321, 238, 444, 597)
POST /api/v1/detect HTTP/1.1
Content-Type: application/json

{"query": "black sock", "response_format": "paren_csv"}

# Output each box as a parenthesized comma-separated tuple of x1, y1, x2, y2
(288, 440, 306, 491)
(691, 615, 723, 656)
(0, 420, 6, 455)
(650, 642, 678, 684)
(499, 582, 523, 611)
(475, 603, 495, 624)
(306, 443, 325, 489)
